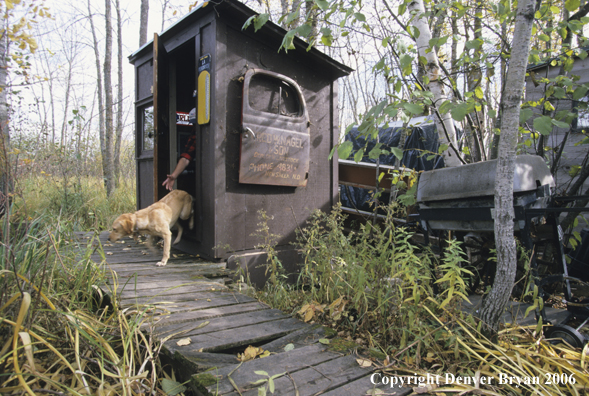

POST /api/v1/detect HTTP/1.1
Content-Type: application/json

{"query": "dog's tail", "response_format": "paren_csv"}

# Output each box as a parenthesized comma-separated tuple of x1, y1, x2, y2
(189, 195, 195, 230)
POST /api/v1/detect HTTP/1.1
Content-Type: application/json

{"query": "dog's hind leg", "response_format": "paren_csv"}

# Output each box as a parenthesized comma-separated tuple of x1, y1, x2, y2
(172, 222, 183, 245)
(179, 196, 195, 230)
(156, 229, 172, 266)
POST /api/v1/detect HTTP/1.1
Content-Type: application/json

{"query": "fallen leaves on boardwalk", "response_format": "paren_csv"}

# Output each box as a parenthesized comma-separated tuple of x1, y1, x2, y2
(176, 337, 192, 346)
(237, 345, 271, 362)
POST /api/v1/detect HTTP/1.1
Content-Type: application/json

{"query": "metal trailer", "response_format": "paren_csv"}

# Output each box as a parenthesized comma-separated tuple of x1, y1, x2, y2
(416, 155, 589, 347)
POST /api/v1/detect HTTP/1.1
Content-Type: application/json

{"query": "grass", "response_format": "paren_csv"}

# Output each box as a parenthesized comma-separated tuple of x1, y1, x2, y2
(0, 165, 189, 394)
(0, 217, 190, 395)
(11, 174, 136, 232)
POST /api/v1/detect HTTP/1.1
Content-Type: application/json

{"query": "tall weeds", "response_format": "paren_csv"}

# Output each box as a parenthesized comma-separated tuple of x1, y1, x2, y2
(11, 174, 135, 231)
(10, 137, 136, 231)
(294, 203, 466, 352)
(0, 142, 180, 394)
(0, 217, 184, 395)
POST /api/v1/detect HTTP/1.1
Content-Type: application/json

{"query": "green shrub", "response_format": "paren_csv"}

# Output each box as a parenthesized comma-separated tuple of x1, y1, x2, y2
(288, 203, 470, 355)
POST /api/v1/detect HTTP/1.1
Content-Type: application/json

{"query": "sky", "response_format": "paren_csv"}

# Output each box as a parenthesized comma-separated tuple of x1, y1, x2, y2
(11, 0, 205, 145)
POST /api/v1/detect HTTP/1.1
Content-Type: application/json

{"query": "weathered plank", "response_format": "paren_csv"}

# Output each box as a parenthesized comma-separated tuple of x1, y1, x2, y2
(165, 317, 306, 354)
(228, 355, 377, 396)
(105, 261, 226, 273)
(117, 291, 255, 308)
(106, 270, 230, 286)
(77, 233, 208, 268)
(115, 285, 229, 300)
(320, 374, 412, 396)
(105, 269, 229, 283)
(113, 264, 224, 272)
(111, 272, 228, 283)
(89, 236, 192, 254)
(260, 323, 326, 353)
(102, 242, 153, 251)
(113, 279, 226, 292)
(191, 343, 341, 395)
(107, 272, 225, 283)
(154, 309, 289, 339)
(98, 246, 193, 257)
(163, 349, 241, 381)
(112, 277, 227, 295)
(143, 301, 269, 328)
(94, 254, 201, 264)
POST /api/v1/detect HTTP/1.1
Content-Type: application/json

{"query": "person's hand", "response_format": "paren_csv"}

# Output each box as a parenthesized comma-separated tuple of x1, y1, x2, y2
(162, 174, 176, 191)
(162, 157, 189, 191)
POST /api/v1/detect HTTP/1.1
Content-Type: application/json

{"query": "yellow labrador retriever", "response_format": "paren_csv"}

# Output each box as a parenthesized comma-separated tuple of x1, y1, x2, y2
(109, 190, 194, 266)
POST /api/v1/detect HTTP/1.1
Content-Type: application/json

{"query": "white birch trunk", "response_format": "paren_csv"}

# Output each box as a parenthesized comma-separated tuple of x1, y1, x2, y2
(479, 0, 536, 334)
(114, 0, 123, 188)
(408, 0, 461, 167)
(139, 0, 149, 47)
(0, 19, 8, 142)
(104, 0, 116, 197)
(88, 0, 106, 190)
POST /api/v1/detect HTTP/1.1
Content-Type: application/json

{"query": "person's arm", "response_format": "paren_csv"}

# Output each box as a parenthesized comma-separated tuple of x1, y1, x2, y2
(163, 131, 196, 190)
(162, 157, 190, 190)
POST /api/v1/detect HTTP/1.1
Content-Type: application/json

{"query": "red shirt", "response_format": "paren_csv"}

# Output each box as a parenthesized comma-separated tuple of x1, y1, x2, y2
(180, 134, 197, 161)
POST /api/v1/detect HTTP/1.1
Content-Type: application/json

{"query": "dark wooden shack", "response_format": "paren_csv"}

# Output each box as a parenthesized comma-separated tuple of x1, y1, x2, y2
(525, 57, 589, 197)
(128, 0, 352, 285)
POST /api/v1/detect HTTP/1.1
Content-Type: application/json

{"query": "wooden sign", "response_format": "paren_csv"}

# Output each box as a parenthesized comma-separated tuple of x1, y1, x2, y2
(240, 128, 310, 186)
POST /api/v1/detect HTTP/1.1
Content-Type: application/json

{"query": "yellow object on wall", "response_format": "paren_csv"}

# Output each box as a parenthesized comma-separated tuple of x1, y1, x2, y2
(198, 54, 211, 125)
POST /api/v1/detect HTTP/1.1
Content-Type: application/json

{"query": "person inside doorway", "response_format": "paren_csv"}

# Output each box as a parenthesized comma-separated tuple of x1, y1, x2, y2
(162, 108, 196, 191)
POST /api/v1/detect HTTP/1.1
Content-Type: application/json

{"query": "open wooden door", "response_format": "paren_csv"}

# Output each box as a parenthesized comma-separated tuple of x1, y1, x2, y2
(153, 33, 170, 201)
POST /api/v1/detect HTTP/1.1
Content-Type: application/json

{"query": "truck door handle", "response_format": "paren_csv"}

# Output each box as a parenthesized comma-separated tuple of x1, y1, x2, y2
(243, 127, 256, 139)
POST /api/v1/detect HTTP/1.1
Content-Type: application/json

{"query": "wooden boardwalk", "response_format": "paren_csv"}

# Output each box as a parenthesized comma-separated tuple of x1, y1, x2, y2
(76, 231, 411, 396)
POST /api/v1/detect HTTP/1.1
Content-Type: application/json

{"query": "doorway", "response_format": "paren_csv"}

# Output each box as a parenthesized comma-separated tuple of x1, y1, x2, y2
(168, 40, 198, 241)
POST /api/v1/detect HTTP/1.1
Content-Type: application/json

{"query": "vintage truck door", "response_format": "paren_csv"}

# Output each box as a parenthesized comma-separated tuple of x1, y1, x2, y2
(239, 69, 310, 187)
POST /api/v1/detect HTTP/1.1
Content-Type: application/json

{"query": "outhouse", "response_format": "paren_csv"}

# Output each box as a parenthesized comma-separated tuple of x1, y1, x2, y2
(128, 0, 352, 285)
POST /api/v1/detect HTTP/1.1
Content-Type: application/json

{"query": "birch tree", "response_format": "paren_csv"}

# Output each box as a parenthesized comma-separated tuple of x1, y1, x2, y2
(87, 0, 106, 190)
(478, 0, 537, 334)
(1, 1, 46, 143)
(1, 0, 47, 201)
(0, 19, 8, 142)
(114, 0, 123, 188)
(407, 0, 462, 167)
(103, 0, 115, 197)
(139, 0, 149, 46)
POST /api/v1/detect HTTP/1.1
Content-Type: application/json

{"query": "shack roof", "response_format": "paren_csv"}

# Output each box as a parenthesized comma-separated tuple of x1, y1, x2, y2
(526, 46, 589, 72)
(128, 0, 353, 80)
